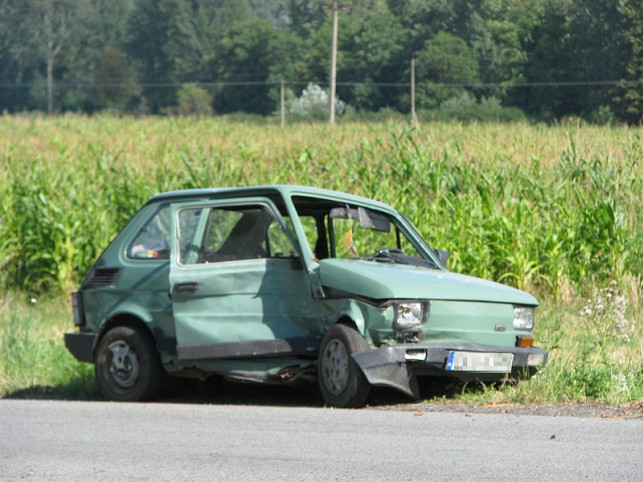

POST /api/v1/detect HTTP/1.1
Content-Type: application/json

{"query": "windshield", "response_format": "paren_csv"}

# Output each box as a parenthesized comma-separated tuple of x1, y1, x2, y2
(292, 196, 439, 269)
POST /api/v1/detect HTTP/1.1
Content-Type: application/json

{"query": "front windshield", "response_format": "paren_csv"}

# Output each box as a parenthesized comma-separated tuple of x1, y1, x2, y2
(292, 196, 439, 269)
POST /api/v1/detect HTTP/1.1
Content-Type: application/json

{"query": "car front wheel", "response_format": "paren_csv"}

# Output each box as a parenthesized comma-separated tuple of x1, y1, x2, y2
(318, 323, 371, 408)
(95, 325, 162, 401)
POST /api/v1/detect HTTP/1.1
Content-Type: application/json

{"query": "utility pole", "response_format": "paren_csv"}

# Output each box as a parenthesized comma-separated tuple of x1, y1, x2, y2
(329, 0, 339, 124)
(411, 58, 417, 125)
(280, 80, 285, 128)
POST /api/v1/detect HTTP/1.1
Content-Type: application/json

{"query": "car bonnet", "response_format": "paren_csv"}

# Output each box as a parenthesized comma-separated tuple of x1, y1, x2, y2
(318, 258, 538, 305)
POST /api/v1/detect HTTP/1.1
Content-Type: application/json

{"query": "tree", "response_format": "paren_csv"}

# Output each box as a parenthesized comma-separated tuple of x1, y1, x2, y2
(386, 0, 478, 54)
(285, 0, 327, 38)
(336, 0, 404, 111)
(125, 0, 185, 112)
(468, 0, 546, 102)
(0, 0, 96, 113)
(0, 1, 38, 111)
(41, 0, 76, 114)
(175, 83, 213, 116)
(93, 47, 138, 110)
(414, 32, 480, 109)
(209, 15, 280, 114)
(126, 0, 255, 113)
(614, 0, 643, 124)
(567, 0, 628, 119)
(517, 0, 629, 121)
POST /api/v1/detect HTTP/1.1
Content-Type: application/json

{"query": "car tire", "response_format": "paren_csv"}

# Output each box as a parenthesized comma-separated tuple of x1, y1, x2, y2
(95, 325, 162, 401)
(318, 323, 371, 408)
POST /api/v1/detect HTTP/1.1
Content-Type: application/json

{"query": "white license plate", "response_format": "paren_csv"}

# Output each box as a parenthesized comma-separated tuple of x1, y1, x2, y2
(445, 351, 514, 373)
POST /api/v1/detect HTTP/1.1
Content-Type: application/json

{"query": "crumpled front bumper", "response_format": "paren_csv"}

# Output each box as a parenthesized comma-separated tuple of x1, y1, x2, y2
(352, 342, 548, 399)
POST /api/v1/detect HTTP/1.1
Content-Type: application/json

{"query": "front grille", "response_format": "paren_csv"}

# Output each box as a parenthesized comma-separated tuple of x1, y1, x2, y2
(84, 267, 120, 288)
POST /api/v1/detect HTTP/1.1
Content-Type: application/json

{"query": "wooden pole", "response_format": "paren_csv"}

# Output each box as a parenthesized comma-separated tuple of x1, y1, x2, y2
(329, 0, 339, 124)
(411, 57, 417, 125)
(280, 80, 285, 128)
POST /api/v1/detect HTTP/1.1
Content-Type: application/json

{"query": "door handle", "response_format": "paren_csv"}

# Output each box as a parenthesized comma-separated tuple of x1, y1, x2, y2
(175, 282, 199, 293)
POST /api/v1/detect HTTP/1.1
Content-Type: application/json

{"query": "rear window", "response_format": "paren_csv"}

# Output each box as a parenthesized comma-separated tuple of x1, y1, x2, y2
(127, 206, 171, 259)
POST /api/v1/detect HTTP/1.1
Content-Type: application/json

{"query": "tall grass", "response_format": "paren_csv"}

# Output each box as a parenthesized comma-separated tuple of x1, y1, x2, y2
(0, 293, 96, 398)
(0, 114, 641, 403)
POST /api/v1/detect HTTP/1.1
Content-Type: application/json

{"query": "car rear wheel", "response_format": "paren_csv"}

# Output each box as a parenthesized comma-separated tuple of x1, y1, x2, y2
(95, 325, 162, 401)
(318, 323, 371, 408)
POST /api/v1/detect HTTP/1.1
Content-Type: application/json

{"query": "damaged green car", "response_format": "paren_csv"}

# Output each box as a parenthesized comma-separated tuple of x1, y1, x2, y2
(65, 185, 547, 407)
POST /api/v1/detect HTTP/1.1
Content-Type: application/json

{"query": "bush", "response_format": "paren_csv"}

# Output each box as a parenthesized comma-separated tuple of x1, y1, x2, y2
(588, 105, 617, 125)
(340, 106, 406, 123)
(174, 83, 213, 117)
(420, 94, 527, 123)
(289, 83, 346, 121)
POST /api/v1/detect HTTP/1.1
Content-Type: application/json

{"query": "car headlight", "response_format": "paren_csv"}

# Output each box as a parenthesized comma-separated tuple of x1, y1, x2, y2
(513, 306, 534, 331)
(394, 302, 427, 330)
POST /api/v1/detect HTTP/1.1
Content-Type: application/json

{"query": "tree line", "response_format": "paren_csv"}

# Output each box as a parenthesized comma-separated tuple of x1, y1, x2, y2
(0, 0, 641, 123)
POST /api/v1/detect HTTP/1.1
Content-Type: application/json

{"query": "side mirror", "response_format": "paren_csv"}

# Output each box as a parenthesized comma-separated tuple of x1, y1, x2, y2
(435, 249, 449, 268)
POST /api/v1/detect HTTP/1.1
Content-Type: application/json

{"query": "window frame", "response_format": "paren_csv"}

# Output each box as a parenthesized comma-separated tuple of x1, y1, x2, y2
(173, 199, 301, 267)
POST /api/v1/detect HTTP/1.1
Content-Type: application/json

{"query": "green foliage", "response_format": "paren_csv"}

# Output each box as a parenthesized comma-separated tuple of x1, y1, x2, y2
(174, 83, 213, 117)
(0, 0, 641, 122)
(420, 94, 527, 123)
(0, 294, 97, 398)
(518, 0, 630, 122)
(93, 47, 138, 110)
(414, 32, 480, 109)
(613, 0, 643, 125)
(335, 0, 405, 111)
(211, 14, 280, 115)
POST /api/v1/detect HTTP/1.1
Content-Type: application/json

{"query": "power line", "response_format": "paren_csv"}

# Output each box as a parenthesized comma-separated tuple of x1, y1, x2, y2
(1, 79, 639, 89)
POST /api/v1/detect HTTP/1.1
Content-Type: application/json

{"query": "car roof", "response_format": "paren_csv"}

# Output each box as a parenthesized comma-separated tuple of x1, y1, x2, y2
(147, 185, 395, 212)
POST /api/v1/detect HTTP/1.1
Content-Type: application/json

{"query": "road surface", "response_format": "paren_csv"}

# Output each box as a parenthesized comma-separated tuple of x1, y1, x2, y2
(1, 399, 641, 481)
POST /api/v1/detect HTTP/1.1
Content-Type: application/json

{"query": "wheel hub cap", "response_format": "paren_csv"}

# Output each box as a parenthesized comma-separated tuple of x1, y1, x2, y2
(322, 340, 349, 395)
(108, 341, 139, 388)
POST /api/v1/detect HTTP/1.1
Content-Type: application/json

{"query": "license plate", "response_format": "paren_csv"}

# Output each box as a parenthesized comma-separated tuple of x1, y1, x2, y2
(445, 351, 514, 373)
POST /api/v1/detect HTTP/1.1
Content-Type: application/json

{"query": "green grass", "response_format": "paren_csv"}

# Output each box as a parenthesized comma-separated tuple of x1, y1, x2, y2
(0, 114, 641, 404)
(1, 292, 640, 404)
(0, 293, 97, 399)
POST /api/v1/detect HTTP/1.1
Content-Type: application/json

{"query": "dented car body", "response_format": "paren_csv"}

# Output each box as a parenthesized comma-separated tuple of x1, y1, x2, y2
(65, 185, 547, 407)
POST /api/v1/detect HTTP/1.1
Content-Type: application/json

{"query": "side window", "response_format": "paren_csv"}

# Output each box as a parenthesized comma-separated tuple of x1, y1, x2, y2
(267, 221, 297, 258)
(177, 207, 205, 265)
(178, 204, 296, 265)
(128, 206, 171, 259)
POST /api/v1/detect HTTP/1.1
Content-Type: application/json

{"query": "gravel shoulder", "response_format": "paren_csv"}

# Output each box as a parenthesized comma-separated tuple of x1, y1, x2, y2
(377, 399, 643, 419)
(5, 379, 642, 419)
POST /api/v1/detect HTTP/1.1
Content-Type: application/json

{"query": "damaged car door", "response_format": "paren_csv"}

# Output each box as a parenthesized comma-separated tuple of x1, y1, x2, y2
(169, 199, 323, 364)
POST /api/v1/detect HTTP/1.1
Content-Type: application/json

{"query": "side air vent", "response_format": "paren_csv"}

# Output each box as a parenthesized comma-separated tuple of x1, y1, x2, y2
(84, 267, 120, 288)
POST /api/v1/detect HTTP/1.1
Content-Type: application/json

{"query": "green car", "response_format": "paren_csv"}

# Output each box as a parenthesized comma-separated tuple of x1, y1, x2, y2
(65, 185, 547, 408)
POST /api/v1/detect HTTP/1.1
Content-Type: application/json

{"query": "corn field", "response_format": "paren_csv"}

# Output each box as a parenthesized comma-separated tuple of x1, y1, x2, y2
(1, 114, 640, 301)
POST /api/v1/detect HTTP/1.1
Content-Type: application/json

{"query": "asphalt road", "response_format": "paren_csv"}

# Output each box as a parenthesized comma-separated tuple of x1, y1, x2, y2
(1, 399, 641, 481)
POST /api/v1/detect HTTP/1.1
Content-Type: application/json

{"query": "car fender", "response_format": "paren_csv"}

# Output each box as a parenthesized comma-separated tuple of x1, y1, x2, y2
(330, 298, 370, 337)
(95, 302, 161, 348)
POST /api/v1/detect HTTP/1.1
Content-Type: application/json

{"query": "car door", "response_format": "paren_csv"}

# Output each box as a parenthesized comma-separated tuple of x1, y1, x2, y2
(169, 198, 323, 361)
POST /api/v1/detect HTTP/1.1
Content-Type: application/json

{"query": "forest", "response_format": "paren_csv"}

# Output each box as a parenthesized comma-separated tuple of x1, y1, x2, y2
(0, 0, 642, 123)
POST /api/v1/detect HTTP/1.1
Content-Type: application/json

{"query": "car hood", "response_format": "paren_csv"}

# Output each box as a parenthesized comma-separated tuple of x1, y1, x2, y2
(318, 259, 538, 305)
